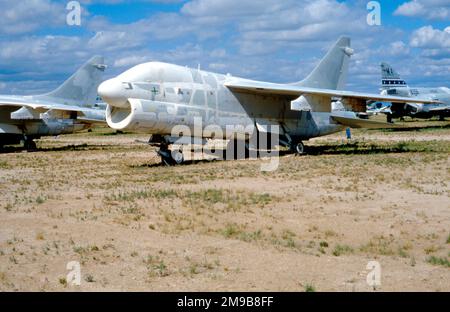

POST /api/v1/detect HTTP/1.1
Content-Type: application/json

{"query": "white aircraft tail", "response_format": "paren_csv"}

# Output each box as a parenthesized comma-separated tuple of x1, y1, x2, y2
(380, 62, 408, 89)
(296, 36, 352, 90)
(35, 56, 106, 106)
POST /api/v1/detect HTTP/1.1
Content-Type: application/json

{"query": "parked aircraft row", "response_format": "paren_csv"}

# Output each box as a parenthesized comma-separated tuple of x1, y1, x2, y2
(377, 63, 450, 122)
(1, 37, 447, 165)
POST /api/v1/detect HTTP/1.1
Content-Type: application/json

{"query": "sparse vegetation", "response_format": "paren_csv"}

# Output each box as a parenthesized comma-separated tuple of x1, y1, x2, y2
(85, 274, 95, 283)
(59, 277, 67, 287)
(360, 236, 395, 256)
(35, 196, 45, 204)
(332, 244, 353, 257)
(144, 255, 170, 278)
(427, 256, 450, 268)
(319, 241, 329, 248)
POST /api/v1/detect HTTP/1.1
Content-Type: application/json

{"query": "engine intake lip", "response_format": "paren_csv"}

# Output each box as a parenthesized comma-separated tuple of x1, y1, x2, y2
(106, 100, 133, 130)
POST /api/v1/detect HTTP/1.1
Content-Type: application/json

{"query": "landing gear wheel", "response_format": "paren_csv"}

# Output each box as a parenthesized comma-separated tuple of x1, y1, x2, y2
(292, 142, 305, 155)
(158, 145, 184, 166)
(172, 149, 184, 165)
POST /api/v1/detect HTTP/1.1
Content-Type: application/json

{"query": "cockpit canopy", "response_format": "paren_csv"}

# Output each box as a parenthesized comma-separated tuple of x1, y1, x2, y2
(117, 62, 195, 84)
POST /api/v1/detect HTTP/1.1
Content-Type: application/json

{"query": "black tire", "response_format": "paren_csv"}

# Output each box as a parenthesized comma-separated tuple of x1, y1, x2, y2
(158, 148, 184, 166)
(291, 142, 305, 155)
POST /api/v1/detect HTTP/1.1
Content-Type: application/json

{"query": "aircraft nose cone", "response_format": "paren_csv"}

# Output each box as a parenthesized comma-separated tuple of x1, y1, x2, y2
(98, 78, 128, 108)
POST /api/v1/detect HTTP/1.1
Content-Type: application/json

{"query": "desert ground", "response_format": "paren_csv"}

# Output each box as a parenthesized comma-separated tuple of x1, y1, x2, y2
(0, 120, 449, 292)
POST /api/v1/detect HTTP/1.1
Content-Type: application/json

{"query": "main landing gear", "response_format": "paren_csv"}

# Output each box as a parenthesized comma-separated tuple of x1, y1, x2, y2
(278, 129, 305, 156)
(157, 142, 184, 166)
(22, 136, 37, 151)
(152, 134, 306, 166)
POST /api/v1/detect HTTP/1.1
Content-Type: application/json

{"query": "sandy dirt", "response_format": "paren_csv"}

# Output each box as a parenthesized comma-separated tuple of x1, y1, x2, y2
(0, 124, 449, 292)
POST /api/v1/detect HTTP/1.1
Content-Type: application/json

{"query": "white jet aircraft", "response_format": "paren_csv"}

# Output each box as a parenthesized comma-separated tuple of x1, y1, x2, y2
(98, 37, 438, 165)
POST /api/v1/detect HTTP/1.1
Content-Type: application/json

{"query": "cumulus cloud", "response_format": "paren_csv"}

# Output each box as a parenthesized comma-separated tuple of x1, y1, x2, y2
(113, 55, 152, 67)
(0, 0, 65, 35)
(395, 0, 450, 21)
(410, 26, 450, 48)
(0, 0, 448, 94)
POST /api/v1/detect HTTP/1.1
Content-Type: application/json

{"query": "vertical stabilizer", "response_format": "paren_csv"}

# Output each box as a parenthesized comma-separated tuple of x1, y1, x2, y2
(35, 56, 106, 107)
(380, 62, 408, 90)
(296, 37, 352, 90)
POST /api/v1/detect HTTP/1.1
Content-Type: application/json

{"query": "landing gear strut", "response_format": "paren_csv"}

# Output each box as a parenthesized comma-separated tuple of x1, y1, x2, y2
(22, 137, 37, 151)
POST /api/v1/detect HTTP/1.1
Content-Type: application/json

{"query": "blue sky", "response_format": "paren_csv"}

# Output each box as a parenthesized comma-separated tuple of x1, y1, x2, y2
(0, 0, 448, 94)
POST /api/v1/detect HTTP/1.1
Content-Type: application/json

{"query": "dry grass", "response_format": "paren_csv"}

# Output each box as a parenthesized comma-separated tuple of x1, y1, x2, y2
(0, 123, 449, 291)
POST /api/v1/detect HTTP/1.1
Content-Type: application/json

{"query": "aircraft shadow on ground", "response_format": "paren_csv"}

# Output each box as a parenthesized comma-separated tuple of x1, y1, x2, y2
(377, 123, 450, 132)
(304, 143, 413, 155)
(1, 136, 433, 162)
(134, 142, 417, 167)
(0, 144, 116, 153)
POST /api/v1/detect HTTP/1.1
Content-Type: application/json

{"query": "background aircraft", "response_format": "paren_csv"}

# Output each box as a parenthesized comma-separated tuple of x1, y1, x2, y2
(0, 56, 106, 150)
(380, 62, 450, 122)
(98, 37, 437, 165)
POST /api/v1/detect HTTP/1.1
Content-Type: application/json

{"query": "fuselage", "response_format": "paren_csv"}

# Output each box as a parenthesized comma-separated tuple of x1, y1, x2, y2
(100, 62, 343, 142)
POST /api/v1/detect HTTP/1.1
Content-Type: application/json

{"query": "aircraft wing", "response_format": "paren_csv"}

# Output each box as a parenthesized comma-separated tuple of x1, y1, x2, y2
(224, 80, 440, 104)
(0, 99, 87, 116)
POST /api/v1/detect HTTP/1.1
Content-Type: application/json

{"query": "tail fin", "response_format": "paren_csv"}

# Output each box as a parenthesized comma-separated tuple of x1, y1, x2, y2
(296, 36, 352, 90)
(380, 62, 408, 89)
(36, 56, 106, 106)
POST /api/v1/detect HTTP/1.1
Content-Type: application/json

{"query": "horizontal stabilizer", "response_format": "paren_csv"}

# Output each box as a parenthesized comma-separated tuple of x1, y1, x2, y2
(331, 112, 398, 129)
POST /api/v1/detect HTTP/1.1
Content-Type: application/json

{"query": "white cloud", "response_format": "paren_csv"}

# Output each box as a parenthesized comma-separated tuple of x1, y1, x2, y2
(88, 31, 142, 51)
(0, 0, 448, 95)
(113, 55, 151, 68)
(387, 41, 410, 56)
(209, 49, 227, 58)
(395, 0, 450, 20)
(0, 0, 65, 35)
(410, 26, 450, 48)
